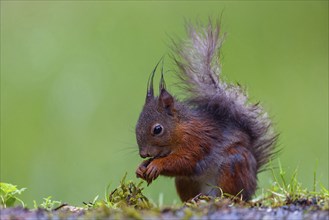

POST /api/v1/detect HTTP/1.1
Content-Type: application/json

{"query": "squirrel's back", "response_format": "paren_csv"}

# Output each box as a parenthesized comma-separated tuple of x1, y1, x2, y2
(173, 21, 277, 172)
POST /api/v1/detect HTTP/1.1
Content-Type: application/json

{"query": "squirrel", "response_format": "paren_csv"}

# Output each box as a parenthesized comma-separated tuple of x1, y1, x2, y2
(135, 21, 277, 202)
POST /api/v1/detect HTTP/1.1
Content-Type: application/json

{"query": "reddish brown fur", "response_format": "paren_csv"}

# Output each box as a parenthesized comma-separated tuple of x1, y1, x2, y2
(218, 146, 257, 200)
(137, 119, 214, 180)
(175, 178, 201, 202)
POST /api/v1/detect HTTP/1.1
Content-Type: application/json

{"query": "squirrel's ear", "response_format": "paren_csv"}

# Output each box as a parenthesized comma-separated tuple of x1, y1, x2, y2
(159, 89, 175, 116)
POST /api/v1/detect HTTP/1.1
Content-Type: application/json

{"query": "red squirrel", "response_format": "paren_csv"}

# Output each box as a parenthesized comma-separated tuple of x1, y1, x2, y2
(135, 21, 277, 201)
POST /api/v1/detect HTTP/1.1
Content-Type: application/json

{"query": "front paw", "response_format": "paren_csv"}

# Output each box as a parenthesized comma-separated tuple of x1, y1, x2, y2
(144, 161, 162, 185)
(136, 165, 146, 179)
(136, 159, 153, 179)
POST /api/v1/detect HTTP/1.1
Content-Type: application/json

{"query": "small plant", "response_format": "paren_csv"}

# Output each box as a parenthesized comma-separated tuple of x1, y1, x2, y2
(34, 196, 62, 211)
(0, 182, 26, 208)
(83, 195, 100, 209)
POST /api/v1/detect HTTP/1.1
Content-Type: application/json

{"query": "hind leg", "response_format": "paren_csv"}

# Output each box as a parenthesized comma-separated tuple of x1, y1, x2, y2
(175, 177, 201, 202)
(218, 146, 257, 200)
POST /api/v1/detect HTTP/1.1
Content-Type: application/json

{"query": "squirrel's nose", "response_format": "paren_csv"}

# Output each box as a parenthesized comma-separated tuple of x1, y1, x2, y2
(140, 150, 150, 158)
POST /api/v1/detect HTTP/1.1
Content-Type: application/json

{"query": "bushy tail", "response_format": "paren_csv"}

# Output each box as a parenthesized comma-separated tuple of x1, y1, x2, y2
(173, 21, 277, 171)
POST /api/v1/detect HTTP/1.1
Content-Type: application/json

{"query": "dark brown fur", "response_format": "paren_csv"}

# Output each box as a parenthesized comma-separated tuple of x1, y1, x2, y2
(135, 21, 277, 201)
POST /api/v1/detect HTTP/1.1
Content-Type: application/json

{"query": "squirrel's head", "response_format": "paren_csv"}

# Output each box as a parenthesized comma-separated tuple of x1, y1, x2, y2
(135, 59, 178, 159)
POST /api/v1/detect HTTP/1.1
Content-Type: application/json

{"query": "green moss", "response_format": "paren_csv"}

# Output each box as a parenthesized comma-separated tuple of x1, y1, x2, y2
(102, 173, 153, 209)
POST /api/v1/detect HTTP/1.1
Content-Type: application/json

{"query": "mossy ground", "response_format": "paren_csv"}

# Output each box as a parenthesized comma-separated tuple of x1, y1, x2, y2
(1, 170, 329, 220)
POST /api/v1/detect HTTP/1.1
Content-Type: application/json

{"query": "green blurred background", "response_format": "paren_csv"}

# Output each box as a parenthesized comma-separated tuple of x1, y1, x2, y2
(1, 1, 328, 207)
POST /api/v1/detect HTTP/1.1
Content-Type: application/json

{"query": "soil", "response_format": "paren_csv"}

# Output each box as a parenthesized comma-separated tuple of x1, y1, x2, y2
(1, 202, 328, 220)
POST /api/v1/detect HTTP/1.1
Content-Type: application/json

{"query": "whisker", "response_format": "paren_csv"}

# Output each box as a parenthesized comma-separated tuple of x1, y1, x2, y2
(128, 126, 135, 134)
(116, 147, 138, 153)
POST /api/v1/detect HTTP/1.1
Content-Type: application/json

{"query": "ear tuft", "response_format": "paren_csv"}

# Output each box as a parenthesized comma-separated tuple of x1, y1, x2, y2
(159, 89, 175, 115)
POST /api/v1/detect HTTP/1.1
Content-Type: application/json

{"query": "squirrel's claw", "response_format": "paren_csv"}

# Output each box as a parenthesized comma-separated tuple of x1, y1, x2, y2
(136, 164, 146, 180)
(144, 161, 161, 184)
(136, 167, 145, 179)
(136, 159, 153, 179)
(135, 159, 161, 185)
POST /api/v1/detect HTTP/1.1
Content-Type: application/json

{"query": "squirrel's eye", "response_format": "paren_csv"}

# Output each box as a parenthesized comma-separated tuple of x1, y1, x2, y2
(152, 124, 163, 135)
